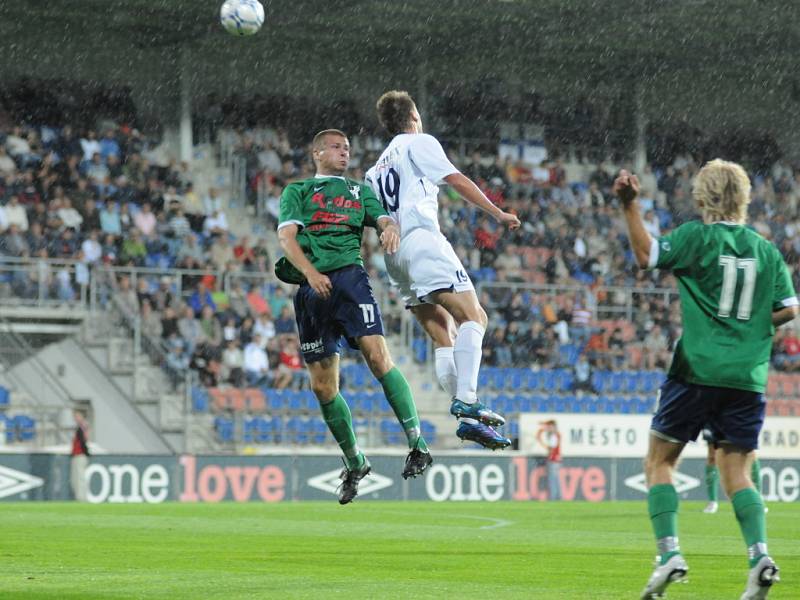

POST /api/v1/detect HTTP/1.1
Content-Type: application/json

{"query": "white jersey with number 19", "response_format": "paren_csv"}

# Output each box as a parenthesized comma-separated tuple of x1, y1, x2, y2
(366, 133, 473, 307)
(365, 133, 459, 235)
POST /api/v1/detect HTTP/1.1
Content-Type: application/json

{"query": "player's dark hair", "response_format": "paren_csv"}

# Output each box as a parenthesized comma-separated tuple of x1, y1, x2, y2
(376, 90, 416, 136)
(312, 129, 348, 150)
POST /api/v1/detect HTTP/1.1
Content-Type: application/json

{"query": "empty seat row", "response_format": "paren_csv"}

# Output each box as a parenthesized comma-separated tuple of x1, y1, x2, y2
(198, 387, 395, 415)
(0, 414, 36, 443)
(213, 415, 438, 445)
(483, 393, 657, 415)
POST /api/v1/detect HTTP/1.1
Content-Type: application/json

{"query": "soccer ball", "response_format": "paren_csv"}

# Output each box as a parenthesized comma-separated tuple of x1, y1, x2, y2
(220, 0, 265, 37)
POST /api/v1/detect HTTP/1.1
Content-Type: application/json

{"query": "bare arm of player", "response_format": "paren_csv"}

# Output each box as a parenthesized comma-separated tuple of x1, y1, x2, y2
(443, 173, 521, 230)
(376, 216, 400, 255)
(613, 170, 653, 269)
(773, 305, 799, 327)
(277, 224, 333, 299)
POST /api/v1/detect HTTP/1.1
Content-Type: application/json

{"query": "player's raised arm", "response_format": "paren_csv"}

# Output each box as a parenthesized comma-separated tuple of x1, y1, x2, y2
(613, 169, 653, 269)
(771, 246, 800, 326)
(443, 172, 521, 230)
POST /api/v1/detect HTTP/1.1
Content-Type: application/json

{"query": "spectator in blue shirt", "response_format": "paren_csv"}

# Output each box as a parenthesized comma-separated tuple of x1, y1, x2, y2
(188, 281, 216, 317)
(99, 130, 121, 161)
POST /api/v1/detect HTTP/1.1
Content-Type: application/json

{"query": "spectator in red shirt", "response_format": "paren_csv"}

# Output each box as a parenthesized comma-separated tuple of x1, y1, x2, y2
(70, 410, 91, 502)
(536, 420, 562, 501)
(774, 329, 800, 371)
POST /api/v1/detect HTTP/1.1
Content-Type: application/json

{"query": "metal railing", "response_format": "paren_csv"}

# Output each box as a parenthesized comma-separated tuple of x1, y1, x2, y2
(0, 257, 89, 308)
(477, 282, 680, 323)
(0, 314, 76, 447)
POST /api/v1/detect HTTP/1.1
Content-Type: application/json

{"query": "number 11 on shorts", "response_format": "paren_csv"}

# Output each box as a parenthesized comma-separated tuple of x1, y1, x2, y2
(360, 303, 376, 324)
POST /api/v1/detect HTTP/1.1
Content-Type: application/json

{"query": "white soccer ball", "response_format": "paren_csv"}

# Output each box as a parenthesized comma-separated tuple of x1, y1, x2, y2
(220, 0, 265, 37)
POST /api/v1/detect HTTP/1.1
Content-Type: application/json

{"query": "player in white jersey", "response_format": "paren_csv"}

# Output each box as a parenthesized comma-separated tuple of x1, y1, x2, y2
(366, 90, 521, 449)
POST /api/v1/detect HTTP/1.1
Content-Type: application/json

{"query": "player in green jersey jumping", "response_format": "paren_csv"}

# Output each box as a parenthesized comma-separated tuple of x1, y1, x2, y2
(614, 160, 798, 600)
(276, 129, 432, 504)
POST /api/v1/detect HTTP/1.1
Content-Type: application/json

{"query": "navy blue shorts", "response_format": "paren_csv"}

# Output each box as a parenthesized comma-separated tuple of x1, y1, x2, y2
(293, 265, 384, 364)
(651, 378, 766, 450)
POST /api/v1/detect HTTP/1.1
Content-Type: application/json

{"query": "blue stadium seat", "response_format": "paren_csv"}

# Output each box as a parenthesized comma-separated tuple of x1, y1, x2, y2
(533, 394, 549, 412)
(608, 372, 625, 393)
(507, 369, 524, 390)
(556, 370, 574, 392)
(623, 372, 639, 393)
(0, 386, 9, 408)
(525, 370, 540, 390)
(556, 394, 574, 412)
(301, 391, 317, 411)
(516, 394, 533, 413)
(265, 388, 284, 412)
(644, 371, 664, 393)
(243, 417, 258, 443)
(191, 387, 209, 412)
(1, 414, 12, 443)
(14, 415, 35, 441)
(540, 370, 558, 392)
(421, 419, 437, 446)
(214, 416, 234, 443)
(591, 371, 607, 393)
(551, 396, 567, 413)
(637, 396, 656, 414)
(312, 418, 328, 444)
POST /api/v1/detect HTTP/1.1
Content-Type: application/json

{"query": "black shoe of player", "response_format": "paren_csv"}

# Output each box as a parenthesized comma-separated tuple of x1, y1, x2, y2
(337, 458, 371, 505)
(402, 443, 433, 480)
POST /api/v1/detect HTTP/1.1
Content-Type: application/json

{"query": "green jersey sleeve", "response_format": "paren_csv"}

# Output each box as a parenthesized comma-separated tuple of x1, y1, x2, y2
(772, 247, 798, 310)
(361, 183, 389, 228)
(278, 184, 305, 230)
(652, 222, 699, 272)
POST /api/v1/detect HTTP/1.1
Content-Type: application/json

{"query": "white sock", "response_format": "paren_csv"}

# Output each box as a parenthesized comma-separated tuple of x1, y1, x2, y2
(454, 321, 485, 404)
(434, 346, 457, 397)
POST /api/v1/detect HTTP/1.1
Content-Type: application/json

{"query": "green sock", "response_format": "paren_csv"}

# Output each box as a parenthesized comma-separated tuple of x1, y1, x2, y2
(705, 464, 719, 502)
(732, 487, 768, 568)
(751, 458, 762, 493)
(648, 483, 680, 564)
(320, 394, 365, 470)
(379, 367, 428, 452)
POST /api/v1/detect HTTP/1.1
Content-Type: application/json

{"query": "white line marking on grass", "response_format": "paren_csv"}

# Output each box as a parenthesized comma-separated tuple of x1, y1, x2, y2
(453, 515, 514, 530)
(360, 508, 514, 530)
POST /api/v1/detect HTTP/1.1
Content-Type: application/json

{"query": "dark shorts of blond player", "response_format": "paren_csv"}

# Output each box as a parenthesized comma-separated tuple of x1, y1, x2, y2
(651, 378, 765, 450)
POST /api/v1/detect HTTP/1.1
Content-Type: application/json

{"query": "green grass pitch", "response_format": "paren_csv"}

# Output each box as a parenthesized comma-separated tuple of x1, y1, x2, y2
(0, 501, 797, 599)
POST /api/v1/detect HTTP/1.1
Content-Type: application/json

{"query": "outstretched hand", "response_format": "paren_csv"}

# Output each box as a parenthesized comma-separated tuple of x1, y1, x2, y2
(379, 222, 400, 254)
(612, 169, 641, 207)
(497, 211, 521, 230)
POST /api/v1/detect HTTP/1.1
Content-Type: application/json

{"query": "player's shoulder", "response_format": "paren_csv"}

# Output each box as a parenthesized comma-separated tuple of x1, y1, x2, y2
(410, 133, 443, 148)
(283, 178, 314, 194)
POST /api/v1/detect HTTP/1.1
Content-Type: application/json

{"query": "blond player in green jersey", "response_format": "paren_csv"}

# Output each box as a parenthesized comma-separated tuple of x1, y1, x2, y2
(614, 160, 798, 600)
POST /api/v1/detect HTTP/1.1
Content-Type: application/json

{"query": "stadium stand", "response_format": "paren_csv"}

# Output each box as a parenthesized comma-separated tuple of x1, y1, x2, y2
(0, 114, 799, 448)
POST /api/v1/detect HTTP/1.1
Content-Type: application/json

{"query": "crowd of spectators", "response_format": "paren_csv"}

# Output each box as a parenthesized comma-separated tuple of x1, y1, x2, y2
(0, 118, 307, 390)
(3, 113, 800, 392)
(231, 126, 800, 379)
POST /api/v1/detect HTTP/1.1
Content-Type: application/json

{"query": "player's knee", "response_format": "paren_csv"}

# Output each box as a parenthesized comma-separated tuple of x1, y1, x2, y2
(361, 345, 392, 377)
(475, 307, 488, 329)
(311, 380, 338, 403)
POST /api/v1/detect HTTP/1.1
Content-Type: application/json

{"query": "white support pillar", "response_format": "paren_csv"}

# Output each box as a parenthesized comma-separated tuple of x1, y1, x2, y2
(179, 48, 194, 163)
(633, 82, 647, 173)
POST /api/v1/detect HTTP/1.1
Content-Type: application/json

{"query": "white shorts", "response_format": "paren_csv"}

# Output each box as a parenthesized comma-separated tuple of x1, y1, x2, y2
(385, 228, 474, 308)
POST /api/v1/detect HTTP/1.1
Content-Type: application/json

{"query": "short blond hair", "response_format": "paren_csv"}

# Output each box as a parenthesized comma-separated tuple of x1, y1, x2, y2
(692, 159, 751, 224)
